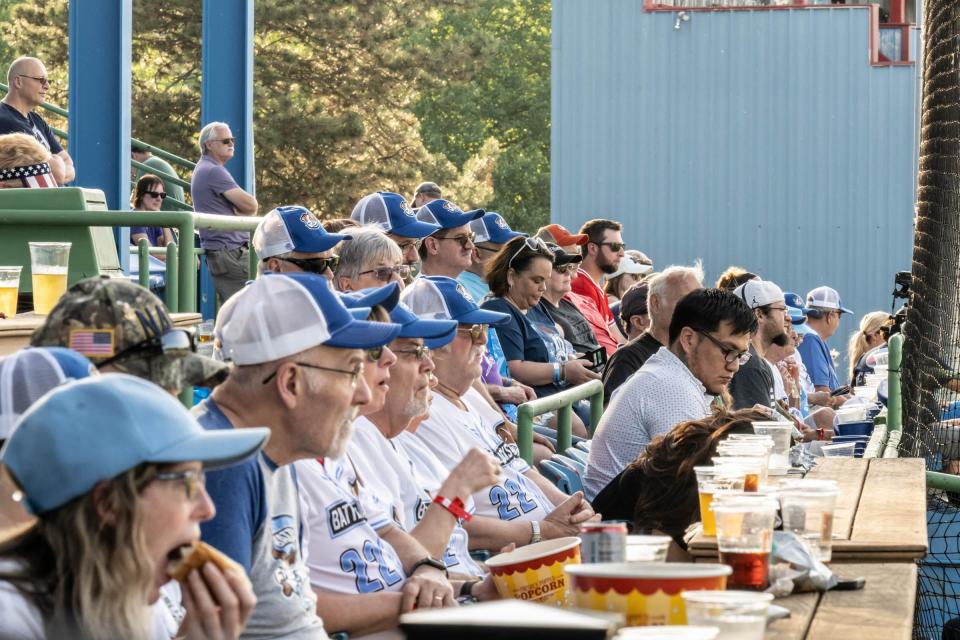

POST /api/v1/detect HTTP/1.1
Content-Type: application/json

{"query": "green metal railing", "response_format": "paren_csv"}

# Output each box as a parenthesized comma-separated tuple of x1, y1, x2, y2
(516, 379, 604, 464)
(0, 209, 259, 312)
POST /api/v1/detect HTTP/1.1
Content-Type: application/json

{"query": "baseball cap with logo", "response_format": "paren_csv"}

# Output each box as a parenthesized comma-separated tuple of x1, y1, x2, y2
(415, 199, 484, 230)
(783, 291, 810, 325)
(30, 277, 227, 391)
(733, 279, 786, 310)
(340, 282, 458, 348)
(401, 276, 510, 327)
(216, 272, 402, 365)
(805, 286, 853, 314)
(469, 212, 526, 245)
(351, 192, 441, 239)
(535, 223, 589, 248)
(0, 374, 270, 514)
(253, 205, 350, 260)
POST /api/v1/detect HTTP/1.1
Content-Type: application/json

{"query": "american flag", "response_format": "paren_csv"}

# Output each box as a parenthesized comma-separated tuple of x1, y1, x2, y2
(0, 162, 56, 188)
(21, 173, 56, 188)
(68, 330, 115, 357)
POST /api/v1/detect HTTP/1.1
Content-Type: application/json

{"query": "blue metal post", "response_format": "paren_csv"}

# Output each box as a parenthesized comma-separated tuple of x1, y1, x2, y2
(201, 0, 255, 191)
(68, 0, 132, 255)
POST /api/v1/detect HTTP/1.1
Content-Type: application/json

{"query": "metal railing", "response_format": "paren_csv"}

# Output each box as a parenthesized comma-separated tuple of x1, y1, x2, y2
(0, 209, 259, 312)
(516, 380, 604, 464)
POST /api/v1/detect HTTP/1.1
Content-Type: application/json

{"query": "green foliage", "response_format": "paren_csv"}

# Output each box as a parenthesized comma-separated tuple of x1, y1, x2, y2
(1, 0, 550, 228)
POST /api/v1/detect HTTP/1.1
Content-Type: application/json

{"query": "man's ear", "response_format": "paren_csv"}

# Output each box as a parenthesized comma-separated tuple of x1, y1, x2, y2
(337, 276, 353, 292)
(676, 326, 697, 356)
(423, 236, 440, 258)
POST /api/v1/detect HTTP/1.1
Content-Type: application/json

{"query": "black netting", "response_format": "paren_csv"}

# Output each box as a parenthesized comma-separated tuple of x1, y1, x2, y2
(904, 1, 960, 637)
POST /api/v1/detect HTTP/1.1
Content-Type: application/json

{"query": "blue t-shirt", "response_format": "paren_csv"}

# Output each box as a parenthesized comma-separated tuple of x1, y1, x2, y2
(796, 331, 841, 390)
(457, 271, 490, 306)
(0, 103, 63, 154)
(129, 225, 167, 247)
(482, 297, 559, 397)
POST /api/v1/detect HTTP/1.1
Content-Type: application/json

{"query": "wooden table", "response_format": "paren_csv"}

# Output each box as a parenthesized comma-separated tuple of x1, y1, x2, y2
(765, 563, 916, 639)
(0, 311, 202, 356)
(689, 458, 928, 562)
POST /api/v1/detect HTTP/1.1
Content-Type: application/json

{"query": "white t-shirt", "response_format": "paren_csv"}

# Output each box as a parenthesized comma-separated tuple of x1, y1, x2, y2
(348, 418, 482, 576)
(413, 392, 554, 522)
(767, 359, 788, 402)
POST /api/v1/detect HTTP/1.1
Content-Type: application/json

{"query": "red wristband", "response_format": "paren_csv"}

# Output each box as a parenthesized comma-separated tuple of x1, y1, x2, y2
(817, 427, 825, 441)
(433, 495, 472, 522)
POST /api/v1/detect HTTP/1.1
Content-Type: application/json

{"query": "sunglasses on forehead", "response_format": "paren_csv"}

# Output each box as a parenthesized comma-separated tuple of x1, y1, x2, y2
(507, 237, 550, 270)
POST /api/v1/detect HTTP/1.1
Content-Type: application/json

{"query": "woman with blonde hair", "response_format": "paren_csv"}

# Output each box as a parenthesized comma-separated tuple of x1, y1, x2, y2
(0, 133, 55, 188)
(0, 375, 267, 639)
(847, 310, 893, 385)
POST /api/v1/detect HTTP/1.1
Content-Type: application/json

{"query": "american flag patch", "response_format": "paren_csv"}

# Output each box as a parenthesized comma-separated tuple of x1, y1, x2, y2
(68, 329, 115, 357)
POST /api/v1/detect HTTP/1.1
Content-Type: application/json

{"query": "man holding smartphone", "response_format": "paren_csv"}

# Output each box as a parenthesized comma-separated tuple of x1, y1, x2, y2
(797, 286, 854, 405)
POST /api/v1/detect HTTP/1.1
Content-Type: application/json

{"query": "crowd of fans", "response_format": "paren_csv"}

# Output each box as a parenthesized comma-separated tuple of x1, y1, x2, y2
(0, 55, 898, 640)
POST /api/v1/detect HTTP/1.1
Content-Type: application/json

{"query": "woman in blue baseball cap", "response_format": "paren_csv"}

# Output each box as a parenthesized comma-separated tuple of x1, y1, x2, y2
(0, 374, 269, 639)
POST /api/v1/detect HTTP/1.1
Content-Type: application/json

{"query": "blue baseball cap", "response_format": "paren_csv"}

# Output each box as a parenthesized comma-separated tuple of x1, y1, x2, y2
(469, 212, 526, 245)
(216, 272, 402, 365)
(253, 205, 350, 259)
(400, 276, 510, 327)
(415, 199, 485, 230)
(784, 291, 810, 325)
(0, 374, 270, 514)
(341, 283, 458, 347)
(351, 192, 441, 239)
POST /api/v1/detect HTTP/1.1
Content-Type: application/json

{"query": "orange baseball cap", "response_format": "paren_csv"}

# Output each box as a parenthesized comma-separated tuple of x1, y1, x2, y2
(537, 223, 588, 246)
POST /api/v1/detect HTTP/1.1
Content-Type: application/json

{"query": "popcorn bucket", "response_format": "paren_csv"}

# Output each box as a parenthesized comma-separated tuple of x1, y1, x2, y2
(485, 536, 581, 606)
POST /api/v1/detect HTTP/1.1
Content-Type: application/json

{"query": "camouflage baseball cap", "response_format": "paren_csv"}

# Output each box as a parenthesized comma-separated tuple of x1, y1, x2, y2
(30, 276, 229, 392)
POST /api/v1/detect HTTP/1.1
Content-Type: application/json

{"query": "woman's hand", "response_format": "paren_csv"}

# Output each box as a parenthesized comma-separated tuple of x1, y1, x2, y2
(182, 563, 257, 640)
(563, 359, 601, 385)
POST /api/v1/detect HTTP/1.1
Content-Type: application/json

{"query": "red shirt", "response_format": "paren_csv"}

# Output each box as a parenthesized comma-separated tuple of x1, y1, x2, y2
(565, 290, 619, 358)
(571, 268, 613, 322)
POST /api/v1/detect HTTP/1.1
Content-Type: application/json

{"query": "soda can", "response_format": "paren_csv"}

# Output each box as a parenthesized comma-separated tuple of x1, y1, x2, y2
(580, 521, 627, 563)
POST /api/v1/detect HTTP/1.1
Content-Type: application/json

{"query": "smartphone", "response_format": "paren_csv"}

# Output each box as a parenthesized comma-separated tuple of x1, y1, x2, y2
(830, 385, 852, 397)
(583, 347, 608, 369)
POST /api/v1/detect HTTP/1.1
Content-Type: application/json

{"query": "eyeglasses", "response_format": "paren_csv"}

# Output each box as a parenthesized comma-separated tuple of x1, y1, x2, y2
(357, 265, 412, 282)
(393, 345, 432, 361)
(154, 469, 206, 501)
(553, 264, 577, 275)
(695, 329, 751, 365)
(365, 345, 385, 362)
(434, 232, 476, 248)
(261, 360, 364, 386)
(97, 328, 195, 369)
(396, 239, 422, 252)
(276, 255, 339, 274)
(597, 241, 626, 252)
(507, 237, 550, 270)
(18, 74, 50, 87)
(144, 190, 167, 200)
(457, 324, 489, 343)
(215, 138, 236, 145)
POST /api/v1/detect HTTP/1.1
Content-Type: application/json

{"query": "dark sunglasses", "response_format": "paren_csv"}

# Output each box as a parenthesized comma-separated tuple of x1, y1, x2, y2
(597, 241, 626, 252)
(434, 232, 476, 248)
(97, 328, 196, 368)
(215, 137, 236, 145)
(276, 255, 339, 274)
(144, 190, 167, 200)
(365, 345, 385, 362)
(358, 265, 412, 282)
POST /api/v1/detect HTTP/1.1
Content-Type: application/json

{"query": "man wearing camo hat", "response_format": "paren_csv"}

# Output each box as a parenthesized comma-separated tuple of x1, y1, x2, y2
(30, 276, 227, 393)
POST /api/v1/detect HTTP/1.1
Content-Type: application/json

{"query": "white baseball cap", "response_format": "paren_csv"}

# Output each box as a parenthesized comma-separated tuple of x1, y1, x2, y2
(806, 286, 853, 314)
(733, 279, 785, 309)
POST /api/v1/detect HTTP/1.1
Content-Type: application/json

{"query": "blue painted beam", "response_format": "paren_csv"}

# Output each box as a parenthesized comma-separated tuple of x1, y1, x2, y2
(201, 0, 255, 193)
(68, 0, 132, 257)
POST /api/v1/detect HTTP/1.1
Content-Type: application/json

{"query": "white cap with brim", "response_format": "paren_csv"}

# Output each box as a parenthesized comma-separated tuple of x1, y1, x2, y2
(608, 255, 653, 279)
(733, 279, 785, 309)
(805, 286, 853, 314)
(0, 374, 270, 515)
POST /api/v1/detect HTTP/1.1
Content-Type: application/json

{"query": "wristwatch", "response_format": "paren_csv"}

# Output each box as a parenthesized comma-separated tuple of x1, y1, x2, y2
(529, 520, 542, 544)
(410, 556, 449, 577)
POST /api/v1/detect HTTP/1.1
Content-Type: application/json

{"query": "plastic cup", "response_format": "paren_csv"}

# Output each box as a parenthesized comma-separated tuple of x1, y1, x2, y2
(29, 242, 71, 315)
(822, 442, 855, 457)
(779, 480, 839, 561)
(712, 496, 778, 590)
(695, 467, 746, 536)
(625, 535, 671, 562)
(681, 590, 773, 640)
(0, 266, 22, 318)
(617, 627, 720, 639)
(712, 456, 768, 492)
(196, 320, 216, 357)
(751, 422, 793, 471)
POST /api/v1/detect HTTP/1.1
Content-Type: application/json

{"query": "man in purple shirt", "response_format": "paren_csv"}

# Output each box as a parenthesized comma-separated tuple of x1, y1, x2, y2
(190, 121, 259, 303)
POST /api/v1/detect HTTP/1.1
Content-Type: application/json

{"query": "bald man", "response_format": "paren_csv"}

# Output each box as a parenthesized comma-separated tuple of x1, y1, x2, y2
(0, 57, 74, 185)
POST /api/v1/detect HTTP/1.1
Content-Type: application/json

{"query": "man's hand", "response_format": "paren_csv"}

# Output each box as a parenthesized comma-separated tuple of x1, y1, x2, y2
(400, 566, 456, 612)
(182, 562, 257, 640)
(540, 492, 600, 539)
(442, 448, 502, 497)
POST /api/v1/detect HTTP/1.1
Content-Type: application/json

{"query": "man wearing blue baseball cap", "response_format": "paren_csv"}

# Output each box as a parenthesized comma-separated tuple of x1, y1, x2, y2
(795, 286, 852, 401)
(253, 205, 350, 280)
(351, 191, 440, 276)
(416, 199, 485, 279)
(402, 276, 599, 548)
(458, 212, 526, 303)
(194, 272, 402, 637)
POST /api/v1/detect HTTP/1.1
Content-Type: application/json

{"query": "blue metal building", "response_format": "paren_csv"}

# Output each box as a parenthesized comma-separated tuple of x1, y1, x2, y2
(552, 0, 920, 366)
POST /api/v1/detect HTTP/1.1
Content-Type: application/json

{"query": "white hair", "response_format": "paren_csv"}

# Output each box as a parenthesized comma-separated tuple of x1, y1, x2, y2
(198, 121, 230, 155)
(647, 260, 705, 305)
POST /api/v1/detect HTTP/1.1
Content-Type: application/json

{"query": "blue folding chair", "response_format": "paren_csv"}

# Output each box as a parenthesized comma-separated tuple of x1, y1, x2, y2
(533, 425, 558, 448)
(564, 447, 589, 465)
(550, 455, 585, 491)
(576, 440, 591, 453)
(538, 459, 579, 495)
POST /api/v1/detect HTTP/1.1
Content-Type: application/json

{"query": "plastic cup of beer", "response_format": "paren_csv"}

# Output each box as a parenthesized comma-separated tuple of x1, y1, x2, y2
(682, 590, 773, 639)
(751, 422, 794, 471)
(29, 242, 71, 315)
(712, 455, 768, 492)
(0, 266, 22, 318)
(779, 480, 839, 561)
(712, 495, 778, 590)
(694, 466, 746, 536)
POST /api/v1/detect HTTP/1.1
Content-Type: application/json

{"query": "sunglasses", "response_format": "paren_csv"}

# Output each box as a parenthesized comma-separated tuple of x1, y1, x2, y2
(97, 328, 195, 368)
(365, 345, 385, 362)
(695, 329, 751, 365)
(597, 241, 626, 252)
(144, 190, 167, 200)
(18, 74, 51, 87)
(262, 360, 364, 386)
(434, 232, 476, 248)
(396, 239, 423, 252)
(457, 324, 489, 343)
(215, 137, 236, 145)
(154, 469, 206, 501)
(358, 265, 412, 282)
(507, 237, 550, 271)
(393, 345, 432, 361)
(553, 264, 577, 275)
(277, 255, 339, 274)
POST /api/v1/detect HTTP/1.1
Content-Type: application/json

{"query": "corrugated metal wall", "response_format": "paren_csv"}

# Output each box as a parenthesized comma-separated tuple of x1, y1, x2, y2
(552, 1, 920, 367)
